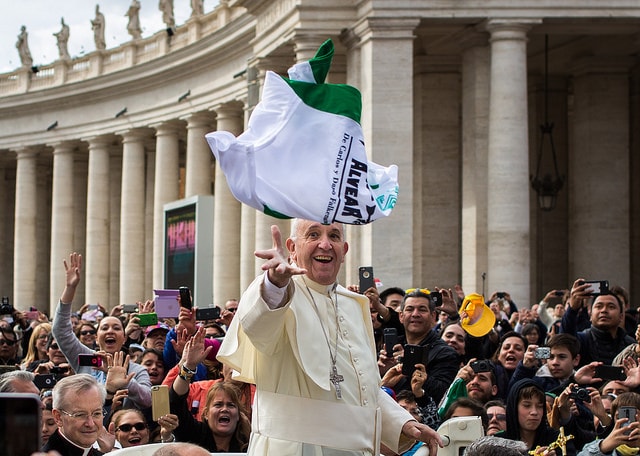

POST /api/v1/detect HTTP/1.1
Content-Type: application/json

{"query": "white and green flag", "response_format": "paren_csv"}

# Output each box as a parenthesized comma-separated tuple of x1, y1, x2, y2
(205, 39, 398, 225)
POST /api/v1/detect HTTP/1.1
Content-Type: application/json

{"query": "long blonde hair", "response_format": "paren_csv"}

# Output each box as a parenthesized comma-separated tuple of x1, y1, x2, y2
(21, 323, 51, 367)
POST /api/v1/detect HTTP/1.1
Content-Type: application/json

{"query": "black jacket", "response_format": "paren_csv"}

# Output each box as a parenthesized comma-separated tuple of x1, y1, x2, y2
(395, 329, 459, 404)
(499, 378, 576, 455)
(42, 429, 104, 455)
(561, 306, 635, 366)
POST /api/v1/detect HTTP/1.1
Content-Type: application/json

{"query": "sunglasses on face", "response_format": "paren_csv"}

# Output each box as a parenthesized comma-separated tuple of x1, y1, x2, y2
(117, 422, 147, 432)
(48, 343, 59, 350)
(80, 330, 96, 336)
(487, 413, 507, 421)
(0, 339, 16, 346)
(227, 307, 238, 313)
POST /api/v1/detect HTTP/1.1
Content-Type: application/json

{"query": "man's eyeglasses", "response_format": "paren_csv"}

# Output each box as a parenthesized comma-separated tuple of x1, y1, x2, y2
(59, 409, 106, 421)
(48, 343, 59, 350)
(80, 330, 96, 336)
(487, 413, 507, 421)
(405, 288, 430, 295)
(204, 334, 223, 339)
(227, 308, 238, 313)
(0, 339, 17, 346)
(117, 422, 148, 432)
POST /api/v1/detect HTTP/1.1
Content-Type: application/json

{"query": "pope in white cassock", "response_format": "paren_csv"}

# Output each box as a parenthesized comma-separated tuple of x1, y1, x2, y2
(218, 219, 443, 455)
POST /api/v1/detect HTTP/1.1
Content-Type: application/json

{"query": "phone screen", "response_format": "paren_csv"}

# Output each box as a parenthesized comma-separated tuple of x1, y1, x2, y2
(151, 385, 170, 421)
(0, 393, 42, 454)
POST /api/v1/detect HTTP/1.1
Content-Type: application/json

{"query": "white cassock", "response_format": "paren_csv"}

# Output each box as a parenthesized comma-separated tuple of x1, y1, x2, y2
(218, 274, 415, 456)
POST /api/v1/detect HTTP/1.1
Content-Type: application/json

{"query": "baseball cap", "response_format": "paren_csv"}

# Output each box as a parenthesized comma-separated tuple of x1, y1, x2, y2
(129, 343, 144, 353)
(459, 293, 496, 337)
(144, 323, 170, 337)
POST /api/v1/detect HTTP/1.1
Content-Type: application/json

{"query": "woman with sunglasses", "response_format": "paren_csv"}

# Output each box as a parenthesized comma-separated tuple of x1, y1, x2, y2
(109, 409, 151, 448)
(75, 321, 98, 349)
(28, 337, 74, 379)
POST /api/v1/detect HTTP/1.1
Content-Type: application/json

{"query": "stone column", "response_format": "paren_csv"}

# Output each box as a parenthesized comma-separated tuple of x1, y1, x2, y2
(145, 145, 156, 298)
(36, 157, 52, 312)
(414, 55, 462, 287)
(0, 158, 13, 297)
(485, 19, 538, 305)
(13, 148, 39, 308)
(119, 129, 149, 304)
(109, 150, 122, 308)
(49, 142, 77, 307)
(240, 205, 255, 291)
(213, 103, 243, 305)
(152, 122, 182, 289)
(293, 35, 326, 62)
(353, 17, 419, 288)
(460, 31, 490, 296)
(569, 57, 632, 286)
(184, 112, 215, 197)
(85, 136, 113, 305)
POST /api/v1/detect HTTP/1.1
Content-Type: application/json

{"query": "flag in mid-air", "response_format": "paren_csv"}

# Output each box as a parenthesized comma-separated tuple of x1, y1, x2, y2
(206, 39, 399, 225)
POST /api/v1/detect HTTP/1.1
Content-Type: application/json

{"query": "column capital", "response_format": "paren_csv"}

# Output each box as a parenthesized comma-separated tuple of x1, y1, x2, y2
(354, 17, 420, 43)
(47, 140, 81, 155)
(116, 127, 154, 142)
(15, 147, 40, 159)
(213, 101, 244, 120)
(150, 119, 187, 136)
(483, 18, 542, 40)
(181, 111, 216, 129)
(290, 33, 327, 62)
(84, 134, 119, 148)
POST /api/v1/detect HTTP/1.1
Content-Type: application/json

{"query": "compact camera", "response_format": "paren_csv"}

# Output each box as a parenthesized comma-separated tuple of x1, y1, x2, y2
(569, 385, 591, 403)
(471, 360, 494, 374)
(0, 296, 13, 315)
(534, 347, 551, 359)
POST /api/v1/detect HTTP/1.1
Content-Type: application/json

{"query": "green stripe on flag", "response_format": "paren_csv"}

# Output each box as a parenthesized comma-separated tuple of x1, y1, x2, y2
(263, 204, 293, 220)
(310, 39, 334, 84)
(285, 80, 362, 124)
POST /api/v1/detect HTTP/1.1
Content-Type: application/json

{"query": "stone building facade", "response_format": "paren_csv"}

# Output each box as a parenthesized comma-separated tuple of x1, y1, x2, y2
(0, 0, 638, 314)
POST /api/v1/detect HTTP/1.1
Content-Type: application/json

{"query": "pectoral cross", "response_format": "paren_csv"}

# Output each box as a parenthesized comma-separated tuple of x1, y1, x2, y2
(330, 365, 344, 399)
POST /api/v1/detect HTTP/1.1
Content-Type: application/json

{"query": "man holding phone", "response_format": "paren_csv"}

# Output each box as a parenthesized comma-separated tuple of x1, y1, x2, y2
(561, 278, 635, 367)
(379, 289, 459, 405)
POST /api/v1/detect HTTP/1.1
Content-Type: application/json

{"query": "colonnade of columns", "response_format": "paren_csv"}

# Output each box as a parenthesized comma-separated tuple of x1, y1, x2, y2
(2, 18, 635, 313)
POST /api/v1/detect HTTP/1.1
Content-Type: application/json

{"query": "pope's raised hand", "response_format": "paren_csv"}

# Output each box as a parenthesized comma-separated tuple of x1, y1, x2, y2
(254, 225, 306, 288)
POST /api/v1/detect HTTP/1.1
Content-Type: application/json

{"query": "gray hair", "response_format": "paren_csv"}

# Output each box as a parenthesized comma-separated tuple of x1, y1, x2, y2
(463, 436, 528, 456)
(289, 218, 346, 241)
(52, 373, 106, 409)
(0, 370, 35, 392)
(152, 442, 212, 456)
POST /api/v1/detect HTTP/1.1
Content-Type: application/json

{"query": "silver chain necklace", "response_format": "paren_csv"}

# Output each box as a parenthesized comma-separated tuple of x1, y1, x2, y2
(303, 278, 344, 399)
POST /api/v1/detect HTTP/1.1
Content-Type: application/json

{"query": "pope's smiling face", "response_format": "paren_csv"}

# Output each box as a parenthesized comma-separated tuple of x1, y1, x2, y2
(286, 220, 348, 286)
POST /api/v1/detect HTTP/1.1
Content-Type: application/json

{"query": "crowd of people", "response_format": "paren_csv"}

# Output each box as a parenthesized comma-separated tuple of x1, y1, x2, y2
(0, 221, 638, 456)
